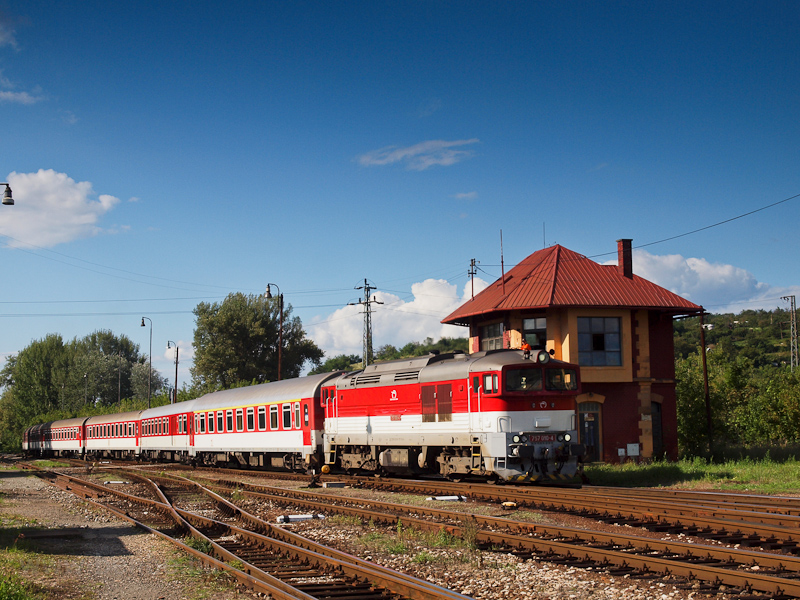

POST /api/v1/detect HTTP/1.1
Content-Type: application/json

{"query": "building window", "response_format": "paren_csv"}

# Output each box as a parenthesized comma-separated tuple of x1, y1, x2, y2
(480, 322, 504, 351)
(523, 317, 547, 350)
(578, 317, 621, 366)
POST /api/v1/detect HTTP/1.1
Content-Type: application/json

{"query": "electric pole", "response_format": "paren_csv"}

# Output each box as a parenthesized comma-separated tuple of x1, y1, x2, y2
(782, 295, 798, 372)
(469, 258, 479, 299)
(353, 279, 382, 367)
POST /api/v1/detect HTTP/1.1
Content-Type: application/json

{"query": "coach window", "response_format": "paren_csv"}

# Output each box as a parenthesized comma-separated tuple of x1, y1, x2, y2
(270, 405, 279, 430)
(247, 407, 254, 431)
(226, 410, 233, 432)
(303, 404, 309, 427)
(294, 402, 301, 429)
(217, 411, 224, 433)
(207, 413, 214, 433)
(258, 406, 266, 430)
(199, 414, 206, 433)
(236, 409, 244, 432)
(282, 404, 292, 429)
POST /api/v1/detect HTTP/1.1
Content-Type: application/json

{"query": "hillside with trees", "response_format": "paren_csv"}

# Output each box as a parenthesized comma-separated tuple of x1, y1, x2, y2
(673, 307, 800, 458)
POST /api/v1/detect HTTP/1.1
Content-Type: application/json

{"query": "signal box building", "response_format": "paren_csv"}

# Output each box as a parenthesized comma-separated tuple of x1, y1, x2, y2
(442, 239, 703, 462)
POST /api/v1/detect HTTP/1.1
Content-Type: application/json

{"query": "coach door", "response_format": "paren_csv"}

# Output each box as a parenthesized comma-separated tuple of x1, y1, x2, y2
(188, 413, 195, 447)
(323, 387, 337, 434)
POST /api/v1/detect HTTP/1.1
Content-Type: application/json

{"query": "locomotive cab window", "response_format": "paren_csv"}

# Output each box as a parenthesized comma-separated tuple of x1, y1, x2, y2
(505, 368, 543, 392)
(483, 373, 498, 394)
(545, 368, 579, 391)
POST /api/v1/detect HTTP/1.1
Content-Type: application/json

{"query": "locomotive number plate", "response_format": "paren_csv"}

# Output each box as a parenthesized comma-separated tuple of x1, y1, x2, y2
(528, 434, 556, 443)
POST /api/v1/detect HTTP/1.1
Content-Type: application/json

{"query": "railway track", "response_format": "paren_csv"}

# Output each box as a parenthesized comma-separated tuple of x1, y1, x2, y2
(179, 472, 800, 599)
(24, 460, 800, 598)
(23, 462, 469, 600)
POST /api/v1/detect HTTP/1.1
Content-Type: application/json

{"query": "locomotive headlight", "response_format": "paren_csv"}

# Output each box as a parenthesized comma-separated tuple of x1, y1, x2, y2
(564, 433, 572, 442)
(512, 435, 521, 444)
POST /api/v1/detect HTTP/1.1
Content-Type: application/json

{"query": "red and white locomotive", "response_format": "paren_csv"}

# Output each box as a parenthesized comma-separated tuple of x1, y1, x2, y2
(23, 349, 584, 483)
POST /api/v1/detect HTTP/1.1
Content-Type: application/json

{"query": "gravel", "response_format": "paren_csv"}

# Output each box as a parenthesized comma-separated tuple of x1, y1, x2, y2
(2, 464, 734, 600)
(0, 466, 240, 600)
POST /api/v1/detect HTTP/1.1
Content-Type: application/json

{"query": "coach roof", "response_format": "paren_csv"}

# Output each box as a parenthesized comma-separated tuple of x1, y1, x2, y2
(191, 371, 342, 411)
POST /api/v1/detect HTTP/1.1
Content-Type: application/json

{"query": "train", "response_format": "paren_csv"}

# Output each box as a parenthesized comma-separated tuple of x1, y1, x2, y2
(23, 349, 585, 483)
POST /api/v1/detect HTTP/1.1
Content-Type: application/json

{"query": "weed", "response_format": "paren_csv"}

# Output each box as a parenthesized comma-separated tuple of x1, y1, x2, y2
(386, 540, 408, 554)
(183, 536, 214, 555)
(412, 550, 437, 564)
(0, 575, 45, 600)
(327, 514, 362, 526)
(227, 559, 245, 570)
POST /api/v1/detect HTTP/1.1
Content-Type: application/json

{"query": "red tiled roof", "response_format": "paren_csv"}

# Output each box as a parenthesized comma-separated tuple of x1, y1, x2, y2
(442, 245, 703, 326)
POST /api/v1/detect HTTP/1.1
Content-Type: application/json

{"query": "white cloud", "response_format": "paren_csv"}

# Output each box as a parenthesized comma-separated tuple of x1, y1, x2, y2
(453, 191, 477, 200)
(0, 90, 42, 104)
(357, 139, 479, 171)
(416, 98, 442, 118)
(0, 21, 17, 49)
(627, 249, 795, 312)
(310, 278, 489, 358)
(0, 169, 122, 248)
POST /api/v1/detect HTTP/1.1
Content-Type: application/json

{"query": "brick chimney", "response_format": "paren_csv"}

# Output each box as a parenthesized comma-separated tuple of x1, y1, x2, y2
(617, 239, 633, 279)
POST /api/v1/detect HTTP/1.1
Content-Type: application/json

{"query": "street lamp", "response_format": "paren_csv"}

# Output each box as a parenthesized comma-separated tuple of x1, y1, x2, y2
(1, 183, 13, 206)
(141, 317, 152, 408)
(265, 283, 283, 381)
(167, 341, 179, 404)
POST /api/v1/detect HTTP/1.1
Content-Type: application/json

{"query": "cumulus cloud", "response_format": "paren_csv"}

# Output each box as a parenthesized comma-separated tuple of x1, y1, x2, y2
(0, 169, 122, 248)
(310, 278, 489, 358)
(357, 139, 479, 171)
(627, 249, 795, 312)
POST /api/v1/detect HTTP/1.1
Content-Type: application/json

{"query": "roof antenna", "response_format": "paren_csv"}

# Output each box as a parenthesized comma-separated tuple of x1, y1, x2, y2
(500, 229, 506, 295)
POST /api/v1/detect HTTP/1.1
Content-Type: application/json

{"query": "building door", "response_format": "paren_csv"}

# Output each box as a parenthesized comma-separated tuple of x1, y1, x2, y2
(578, 402, 602, 462)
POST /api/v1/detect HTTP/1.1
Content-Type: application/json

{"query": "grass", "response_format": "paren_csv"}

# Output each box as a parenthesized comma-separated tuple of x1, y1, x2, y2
(584, 457, 800, 494)
(31, 460, 70, 469)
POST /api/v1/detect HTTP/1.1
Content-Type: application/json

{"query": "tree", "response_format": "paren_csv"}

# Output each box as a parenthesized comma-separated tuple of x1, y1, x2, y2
(0, 329, 162, 451)
(191, 292, 323, 391)
(309, 354, 361, 375)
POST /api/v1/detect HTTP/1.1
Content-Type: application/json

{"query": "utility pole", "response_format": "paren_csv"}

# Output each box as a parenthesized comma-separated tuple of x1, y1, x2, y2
(469, 258, 479, 300)
(353, 279, 382, 367)
(167, 341, 179, 403)
(782, 295, 798, 372)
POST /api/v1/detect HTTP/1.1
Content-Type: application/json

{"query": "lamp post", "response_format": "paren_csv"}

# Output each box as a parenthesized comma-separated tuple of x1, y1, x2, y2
(167, 341, 179, 404)
(1, 183, 12, 206)
(141, 317, 152, 408)
(265, 283, 283, 381)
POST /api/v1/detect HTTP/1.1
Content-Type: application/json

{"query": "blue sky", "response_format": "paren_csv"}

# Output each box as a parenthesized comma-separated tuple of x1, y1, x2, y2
(1, 2, 799, 388)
